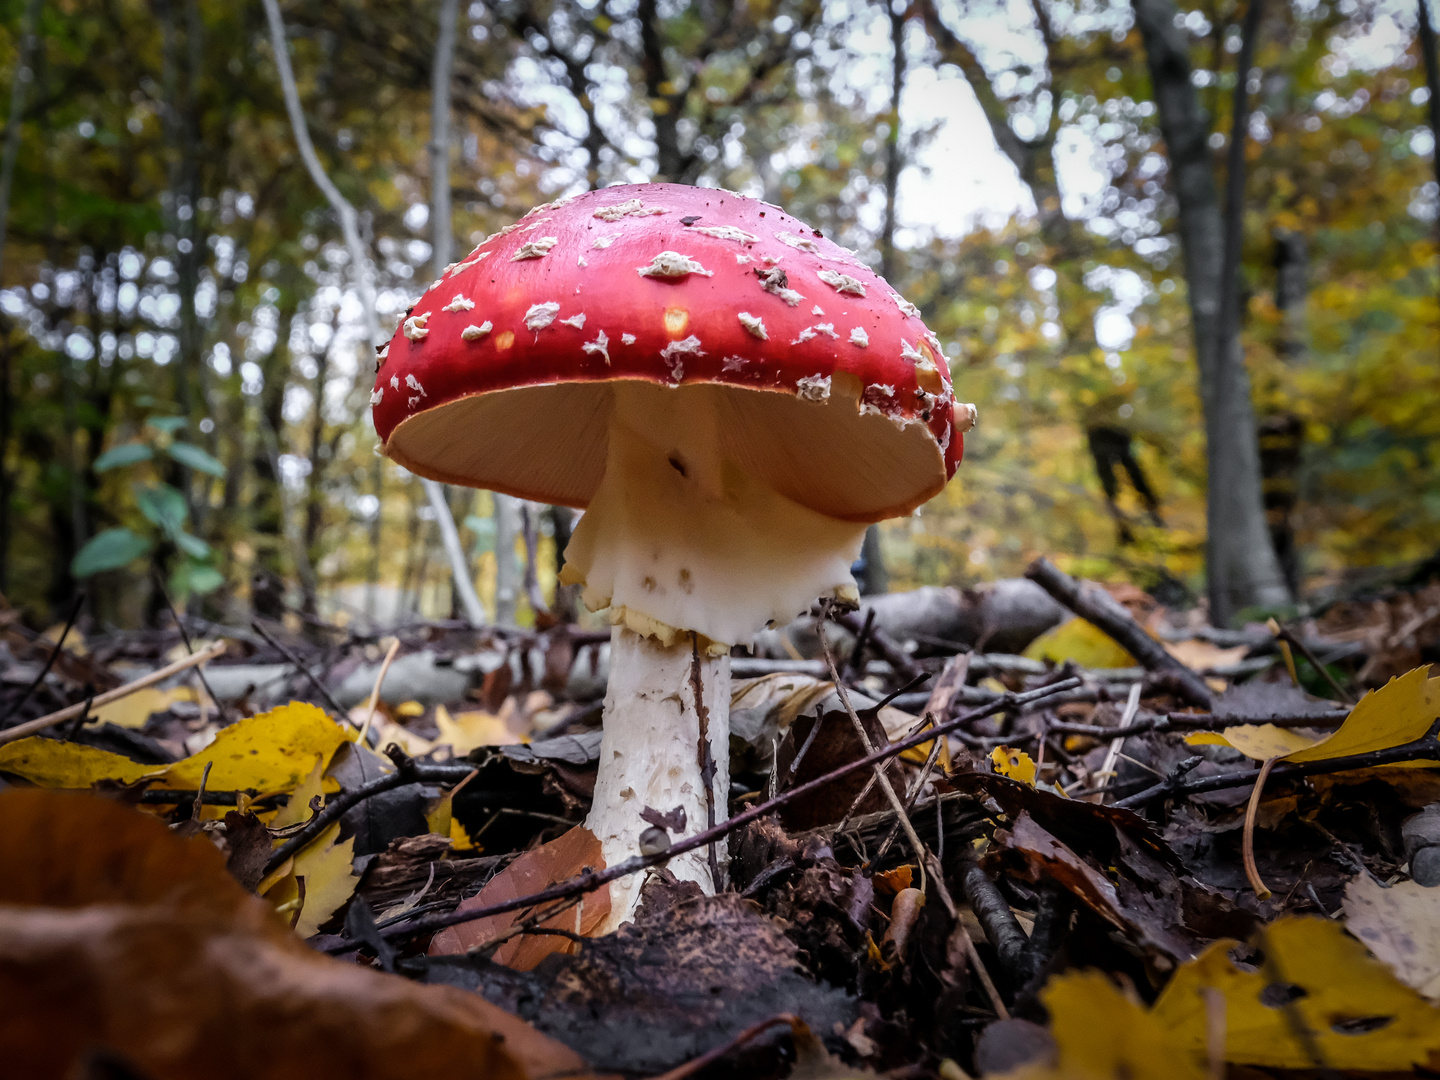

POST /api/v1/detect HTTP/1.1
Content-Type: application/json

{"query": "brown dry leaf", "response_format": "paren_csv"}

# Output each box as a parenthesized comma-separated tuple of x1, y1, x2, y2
(1163, 638, 1250, 672)
(429, 824, 611, 969)
(0, 788, 590, 1080)
(1344, 874, 1440, 1002)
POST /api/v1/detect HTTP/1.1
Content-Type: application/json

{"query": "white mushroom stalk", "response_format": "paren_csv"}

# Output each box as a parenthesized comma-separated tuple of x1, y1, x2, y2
(563, 383, 867, 925)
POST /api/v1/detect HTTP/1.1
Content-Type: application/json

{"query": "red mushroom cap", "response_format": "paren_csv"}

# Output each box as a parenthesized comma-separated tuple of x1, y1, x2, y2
(372, 182, 967, 523)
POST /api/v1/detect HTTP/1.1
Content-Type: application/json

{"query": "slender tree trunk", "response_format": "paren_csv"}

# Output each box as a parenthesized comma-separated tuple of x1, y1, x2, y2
(367, 454, 383, 625)
(638, 0, 683, 181)
(550, 504, 579, 622)
(1133, 0, 1291, 623)
(1419, 0, 1440, 322)
(0, 0, 43, 281)
(493, 493, 519, 625)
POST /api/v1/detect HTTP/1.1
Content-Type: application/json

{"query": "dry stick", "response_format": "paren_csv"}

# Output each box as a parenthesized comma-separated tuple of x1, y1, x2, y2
(688, 635, 722, 891)
(251, 620, 347, 719)
(2, 591, 84, 724)
(1242, 754, 1281, 900)
(1091, 681, 1143, 803)
(153, 574, 225, 724)
(820, 640, 1009, 1020)
(1024, 557, 1214, 709)
(651, 1014, 799, 1080)
(356, 637, 401, 745)
(831, 608, 923, 681)
(0, 639, 227, 746)
(351, 677, 1085, 949)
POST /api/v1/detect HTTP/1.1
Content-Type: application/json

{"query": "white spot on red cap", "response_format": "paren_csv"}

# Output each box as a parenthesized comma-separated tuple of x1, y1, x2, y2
(444, 250, 491, 276)
(511, 236, 558, 261)
(637, 251, 714, 279)
(793, 323, 837, 344)
(660, 335, 704, 361)
(755, 267, 803, 307)
(778, 231, 820, 254)
(405, 374, 427, 396)
(377, 342, 389, 361)
(593, 235, 616, 249)
(691, 224, 760, 244)
(403, 313, 430, 341)
(901, 339, 924, 364)
(560, 313, 587, 329)
(593, 198, 666, 222)
(722, 355, 747, 372)
(849, 328, 869, 348)
(369, 387, 383, 406)
(577, 255, 588, 267)
(811, 305, 824, 316)
(442, 294, 475, 313)
(735, 253, 754, 265)
(890, 292, 921, 319)
(390, 375, 400, 390)
(796, 374, 832, 402)
(956, 402, 978, 432)
(938, 422, 952, 454)
(525, 302, 562, 330)
(817, 269, 866, 297)
(582, 329, 610, 364)
(461, 321, 492, 341)
(621, 333, 636, 345)
(737, 312, 767, 340)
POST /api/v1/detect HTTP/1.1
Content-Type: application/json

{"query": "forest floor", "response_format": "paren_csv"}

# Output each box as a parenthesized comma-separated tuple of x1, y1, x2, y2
(4, 559, 1440, 1078)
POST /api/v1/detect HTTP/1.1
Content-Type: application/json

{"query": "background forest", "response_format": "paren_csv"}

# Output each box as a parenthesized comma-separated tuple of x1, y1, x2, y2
(2, 0, 1438, 632)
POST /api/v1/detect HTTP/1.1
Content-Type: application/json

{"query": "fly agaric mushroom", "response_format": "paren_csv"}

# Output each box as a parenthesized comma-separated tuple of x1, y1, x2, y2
(371, 183, 974, 923)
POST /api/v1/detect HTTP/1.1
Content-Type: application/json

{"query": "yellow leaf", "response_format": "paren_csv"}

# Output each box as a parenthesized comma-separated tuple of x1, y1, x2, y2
(268, 758, 326, 831)
(1344, 875, 1440, 1002)
(159, 701, 349, 793)
(1154, 917, 1440, 1070)
(1184, 724, 1324, 761)
(1023, 618, 1137, 669)
(0, 738, 162, 788)
(991, 745, 1037, 786)
(997, 970, 1206, 1080)
(1285, 668, 1438, 764)
(434, 704, 521, 756)
(264, 822, 356, 938)
(93, 685, 196, 729)
(395, 700, 426, 719)
(372, 718, 435, 758)
(449, 816, 476, 852)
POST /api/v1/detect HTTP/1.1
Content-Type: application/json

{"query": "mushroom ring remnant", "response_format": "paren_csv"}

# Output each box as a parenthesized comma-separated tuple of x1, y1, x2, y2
(371, 183, 974, 925)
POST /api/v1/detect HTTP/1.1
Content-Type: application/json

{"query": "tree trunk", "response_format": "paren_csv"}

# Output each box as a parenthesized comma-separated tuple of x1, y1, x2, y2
(1132, 0, 1291, 623)
(1418, 0, 1440, 318)
(493, 492, 520, 625)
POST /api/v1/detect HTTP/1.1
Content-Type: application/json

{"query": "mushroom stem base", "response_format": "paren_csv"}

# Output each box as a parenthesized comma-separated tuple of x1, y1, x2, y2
(585, 625, 730, 929)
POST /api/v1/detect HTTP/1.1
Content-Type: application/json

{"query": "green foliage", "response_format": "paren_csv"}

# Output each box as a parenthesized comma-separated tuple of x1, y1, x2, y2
(71, 528, 153, 578)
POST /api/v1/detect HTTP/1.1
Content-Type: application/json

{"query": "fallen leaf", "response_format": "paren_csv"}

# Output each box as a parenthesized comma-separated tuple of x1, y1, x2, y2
(1163, 639, 1250, 672)
(1153, 916, 1440, 1070)
(1285, 668, 1440, 764)
(0, 738, 162, 788)
(435, 704, 523, 755)
(93, 684, 197, 729)
(1344, 874, 1440, 1002)
(429, 824, 611, 969)
(263, 822, 357, 938)
(1023, 617, 1137, 670)
(268, 757, 327, 830)
(160, 700, 351, 792)
(0, 788, 590, 1080)
(1185, 724, 1324, 761)
(992, 746, 1038, 786)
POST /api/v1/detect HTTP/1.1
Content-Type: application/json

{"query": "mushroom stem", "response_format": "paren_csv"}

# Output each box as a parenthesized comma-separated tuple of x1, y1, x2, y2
(585, 625, 731, 928)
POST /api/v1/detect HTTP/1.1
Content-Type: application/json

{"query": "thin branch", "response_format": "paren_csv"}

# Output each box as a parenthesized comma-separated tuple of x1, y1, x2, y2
(250, 620, 347, 719)
(1, 590, 82, 725)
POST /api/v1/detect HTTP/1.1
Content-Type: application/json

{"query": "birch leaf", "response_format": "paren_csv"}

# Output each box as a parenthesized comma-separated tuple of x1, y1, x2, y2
(1344, 875, 1440, 1002)
(159, 701, 349, 793)
(0, 738, 162, 788)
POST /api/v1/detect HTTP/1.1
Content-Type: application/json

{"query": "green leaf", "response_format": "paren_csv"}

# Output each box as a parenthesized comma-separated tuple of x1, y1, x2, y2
(133, 483, 188, 539)
(145, 416, 187, 435)
(170, 562, 224, 598)
(93, 443, 153, 472)
(174, 532, 211, 559)
(71, 528, 153, 577)
(166, 441, 226, 478)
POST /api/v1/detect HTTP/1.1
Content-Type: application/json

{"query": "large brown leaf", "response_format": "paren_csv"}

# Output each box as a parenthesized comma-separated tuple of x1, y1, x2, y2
(0, 789, 589, 1080)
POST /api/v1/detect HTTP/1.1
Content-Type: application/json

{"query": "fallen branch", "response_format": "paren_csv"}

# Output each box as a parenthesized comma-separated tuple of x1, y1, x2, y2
(352, 676, 1083, 949)
(0, 640, 228, 746)
(251, 620, 348, 719)
(1, 592, 84, 725)
(1025, 557, 1214, 709)
(1114, 733, 1440, 810)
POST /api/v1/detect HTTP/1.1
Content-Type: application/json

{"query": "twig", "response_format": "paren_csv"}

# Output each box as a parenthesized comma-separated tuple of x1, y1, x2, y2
(357, 637, 401, 744)
(1115, 733, 1440, 810)
(153, 573, 227, 723)
(2, 591, 84, 724)
(0, 640, 227, 746)
(1242, 755, 1281, 900)
(1091, 682, 1143, 802)
(355, 677, 1085, 947)
(651, 1014, 798, 1080)
(830, 608, 923, 681)
(251, 620, 348, 719)
(1270, 620, 1353, 705)
(1024, 557, 1213, 708)
(844, 608, 876, 679)
(957, 857, 1029, 975)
